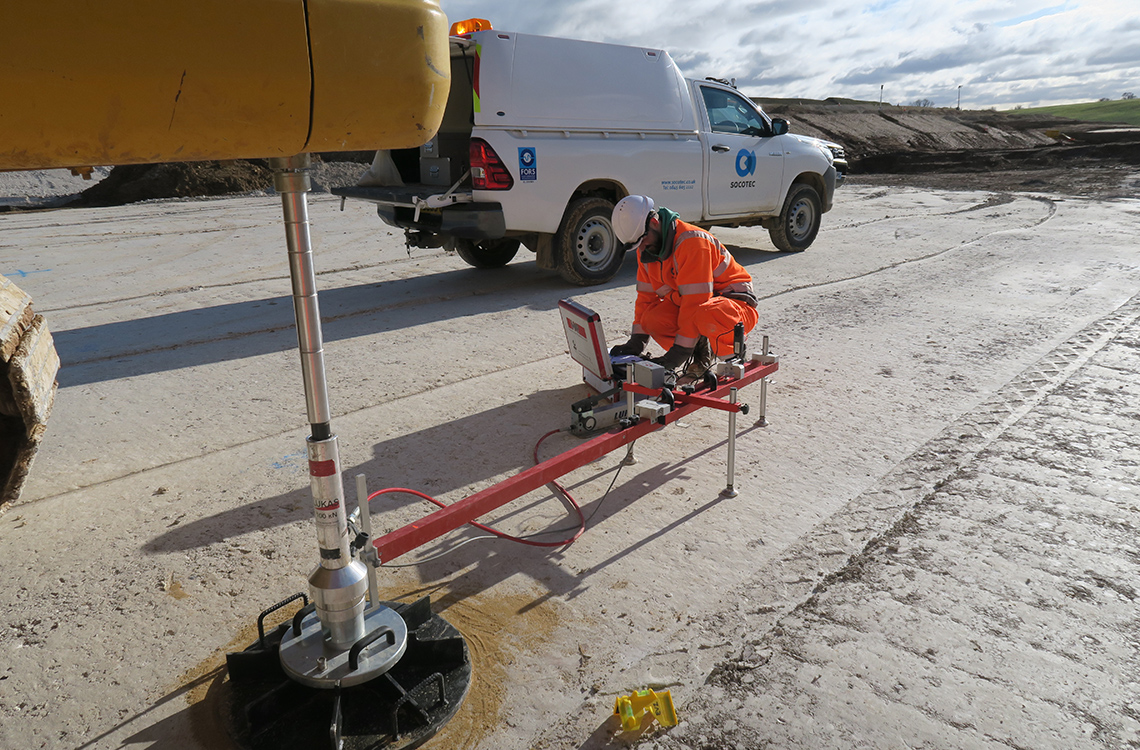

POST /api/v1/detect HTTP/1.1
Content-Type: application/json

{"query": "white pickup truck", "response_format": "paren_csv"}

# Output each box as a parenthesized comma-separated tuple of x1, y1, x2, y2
(334, 24, 846, 285)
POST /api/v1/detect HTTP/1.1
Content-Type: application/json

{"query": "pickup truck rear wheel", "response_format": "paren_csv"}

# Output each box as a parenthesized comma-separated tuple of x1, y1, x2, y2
(769, 184, 821, 252)
(446, 237, 521, 269)
(556, 197, 623, 285)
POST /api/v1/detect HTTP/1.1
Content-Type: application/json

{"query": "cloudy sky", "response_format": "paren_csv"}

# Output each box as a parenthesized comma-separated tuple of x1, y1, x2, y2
(439, 1, 1140, 109)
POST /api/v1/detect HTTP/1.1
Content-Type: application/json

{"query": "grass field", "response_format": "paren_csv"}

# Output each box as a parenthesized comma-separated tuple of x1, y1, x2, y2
(1007, 99, 1140, 126)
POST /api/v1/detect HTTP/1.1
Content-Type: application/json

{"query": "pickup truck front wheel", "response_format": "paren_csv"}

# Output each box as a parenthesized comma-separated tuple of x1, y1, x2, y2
(446, 237, 521, 269)
(769, 184, 821, 252)
(556, 197, 623, 285)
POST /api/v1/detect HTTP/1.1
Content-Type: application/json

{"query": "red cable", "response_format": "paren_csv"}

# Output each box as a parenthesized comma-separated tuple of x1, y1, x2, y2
(368, 429, 585, 549)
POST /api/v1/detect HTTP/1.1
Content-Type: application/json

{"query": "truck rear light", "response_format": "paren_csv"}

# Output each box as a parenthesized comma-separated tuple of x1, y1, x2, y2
(469, 138, 514, 190)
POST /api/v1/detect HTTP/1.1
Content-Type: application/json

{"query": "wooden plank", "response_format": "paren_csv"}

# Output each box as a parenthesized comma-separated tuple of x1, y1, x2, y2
(0, 276, 33, 362)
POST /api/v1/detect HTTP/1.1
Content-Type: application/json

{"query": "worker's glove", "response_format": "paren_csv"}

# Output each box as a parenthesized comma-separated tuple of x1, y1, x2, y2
(610, 334, 650, 357)
(651, 344, 694, 372)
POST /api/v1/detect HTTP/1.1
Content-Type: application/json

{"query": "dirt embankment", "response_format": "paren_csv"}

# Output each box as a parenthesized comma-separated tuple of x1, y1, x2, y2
(69, 161, 274, 207)
(66, 154, 370, 208)
(763, 100, 1140, 196)
(53, 105, 1140, 206)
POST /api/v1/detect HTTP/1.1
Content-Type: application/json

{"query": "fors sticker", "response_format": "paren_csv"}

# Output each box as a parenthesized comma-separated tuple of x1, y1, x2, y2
(518, 147, 537, 182)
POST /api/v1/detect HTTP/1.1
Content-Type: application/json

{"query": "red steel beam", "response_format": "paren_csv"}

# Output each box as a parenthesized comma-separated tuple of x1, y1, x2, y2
(373, 359, 778, 562)
(671, 390, 743, 412)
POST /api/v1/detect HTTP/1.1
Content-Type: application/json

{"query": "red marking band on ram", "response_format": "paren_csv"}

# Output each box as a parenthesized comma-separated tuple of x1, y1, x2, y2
(309, 459, 337, 477)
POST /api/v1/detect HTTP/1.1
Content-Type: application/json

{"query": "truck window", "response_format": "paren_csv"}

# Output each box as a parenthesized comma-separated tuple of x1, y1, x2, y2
(700, 87, 770, 137)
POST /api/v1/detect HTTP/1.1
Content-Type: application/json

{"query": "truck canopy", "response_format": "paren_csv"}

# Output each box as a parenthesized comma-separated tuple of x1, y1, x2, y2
(460, 30, 697, 133)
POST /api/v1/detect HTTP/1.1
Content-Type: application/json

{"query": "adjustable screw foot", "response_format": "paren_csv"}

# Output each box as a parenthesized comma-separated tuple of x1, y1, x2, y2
(621, 442, 637, 466)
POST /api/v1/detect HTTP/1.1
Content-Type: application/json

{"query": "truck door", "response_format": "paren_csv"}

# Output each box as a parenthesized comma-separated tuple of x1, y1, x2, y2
(699, 85, 784, 217)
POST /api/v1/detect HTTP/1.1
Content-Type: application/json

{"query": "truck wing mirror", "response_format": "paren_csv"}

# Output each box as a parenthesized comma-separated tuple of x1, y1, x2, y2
(771, 118, 789, 136)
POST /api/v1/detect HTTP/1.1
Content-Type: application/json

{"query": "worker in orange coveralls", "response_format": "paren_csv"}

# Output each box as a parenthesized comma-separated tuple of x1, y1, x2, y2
(608, 195, 759, 376)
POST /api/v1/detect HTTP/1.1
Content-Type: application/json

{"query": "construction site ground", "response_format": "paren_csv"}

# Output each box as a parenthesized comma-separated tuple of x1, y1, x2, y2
(1, 157, 1139, 747)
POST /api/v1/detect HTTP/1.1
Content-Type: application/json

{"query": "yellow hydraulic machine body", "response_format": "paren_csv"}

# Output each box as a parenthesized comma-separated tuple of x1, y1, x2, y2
(0, 0, 449, 511)
(1, 0, 450, 170)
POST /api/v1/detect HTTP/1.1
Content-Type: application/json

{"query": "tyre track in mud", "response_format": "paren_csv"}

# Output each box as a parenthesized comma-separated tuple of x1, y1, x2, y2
(709, 289, 1140, 648)
(43, 245, 536, 366)
(18, 356, 563, 508)
(656, 289, 1140, 749)
(37, 188, 1066, 504)
(758, 193, 1057, 303)
(53, 191, 1057, 365)
(31, 250, 453, 316)
(531, 290, 1140, 748)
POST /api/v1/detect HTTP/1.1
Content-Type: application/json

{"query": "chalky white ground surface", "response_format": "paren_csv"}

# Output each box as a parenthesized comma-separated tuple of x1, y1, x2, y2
(0, 183, 1136, 749)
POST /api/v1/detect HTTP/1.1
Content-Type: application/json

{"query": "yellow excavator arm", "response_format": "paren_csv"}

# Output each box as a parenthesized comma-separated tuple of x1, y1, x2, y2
(1, 0, 450, 170)
(0, 1, 449, 509)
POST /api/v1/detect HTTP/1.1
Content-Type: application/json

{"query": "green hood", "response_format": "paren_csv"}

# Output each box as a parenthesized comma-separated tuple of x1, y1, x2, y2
(640, 206, 680, 262)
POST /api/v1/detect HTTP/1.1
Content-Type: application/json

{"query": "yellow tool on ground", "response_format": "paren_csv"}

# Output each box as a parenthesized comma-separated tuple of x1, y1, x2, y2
(614, 688, 679, 731)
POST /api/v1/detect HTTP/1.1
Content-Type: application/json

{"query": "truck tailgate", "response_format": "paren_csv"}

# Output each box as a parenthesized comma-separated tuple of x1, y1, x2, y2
(331, 185, 444, 206)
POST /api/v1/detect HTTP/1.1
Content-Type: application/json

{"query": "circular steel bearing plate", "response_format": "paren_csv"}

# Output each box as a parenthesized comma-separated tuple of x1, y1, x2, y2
(224, 596, 471, 750)
(279, 604, 408, 688)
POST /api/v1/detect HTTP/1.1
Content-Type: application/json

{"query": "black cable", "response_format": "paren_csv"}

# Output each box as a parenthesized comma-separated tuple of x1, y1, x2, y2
(375, 428, 607, 567)
(714, 328, 735, 358)
(519, 441, 631, 538)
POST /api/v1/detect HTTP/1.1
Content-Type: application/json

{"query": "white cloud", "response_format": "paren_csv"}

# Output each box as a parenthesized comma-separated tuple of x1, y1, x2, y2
(439, 0, 1140, 107)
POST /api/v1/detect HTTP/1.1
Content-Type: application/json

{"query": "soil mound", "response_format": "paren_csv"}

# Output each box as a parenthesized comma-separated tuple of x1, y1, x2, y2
(70, 160, 273, 207)
(67, 153, 371, 207)
(47, 107, 1140, 207)
(756, 100, 1140, 196)
(757, 99, 1125, 158)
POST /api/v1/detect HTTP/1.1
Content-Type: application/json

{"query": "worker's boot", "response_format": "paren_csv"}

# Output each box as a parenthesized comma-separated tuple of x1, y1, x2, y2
(684, 336, 715, 379)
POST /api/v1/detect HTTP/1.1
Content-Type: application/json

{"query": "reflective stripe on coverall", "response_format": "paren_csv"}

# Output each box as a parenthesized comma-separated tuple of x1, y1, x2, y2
(631, 220, 758, 357)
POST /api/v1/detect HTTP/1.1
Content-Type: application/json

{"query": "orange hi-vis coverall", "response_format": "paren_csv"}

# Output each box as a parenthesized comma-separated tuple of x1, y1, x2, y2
(632, 219, 759, 357)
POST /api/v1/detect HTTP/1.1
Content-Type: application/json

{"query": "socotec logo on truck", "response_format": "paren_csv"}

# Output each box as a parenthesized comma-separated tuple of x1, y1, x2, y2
(518, 147, 537, 182)
(735, 149, 756, 176)
(731, 148, 757, 189)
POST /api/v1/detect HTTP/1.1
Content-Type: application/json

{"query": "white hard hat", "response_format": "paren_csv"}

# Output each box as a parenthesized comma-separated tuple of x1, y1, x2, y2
(612, 195, 655, 247)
